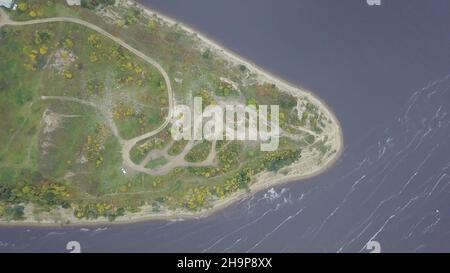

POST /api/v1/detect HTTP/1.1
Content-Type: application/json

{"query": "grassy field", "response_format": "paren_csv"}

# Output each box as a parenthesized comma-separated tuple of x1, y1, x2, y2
(0, 1, 339, 222)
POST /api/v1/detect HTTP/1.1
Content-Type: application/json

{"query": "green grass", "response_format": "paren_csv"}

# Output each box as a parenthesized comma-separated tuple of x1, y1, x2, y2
(0, 1, 338, 221)
(167, 140, 188, 156)
(7, 0, 80, 21)
(184, 140, 212, 163)
(145, 157, 168, 169)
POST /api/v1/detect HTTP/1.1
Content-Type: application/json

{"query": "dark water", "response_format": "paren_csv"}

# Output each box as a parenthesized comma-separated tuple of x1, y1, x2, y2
(1, 0, 450, 252)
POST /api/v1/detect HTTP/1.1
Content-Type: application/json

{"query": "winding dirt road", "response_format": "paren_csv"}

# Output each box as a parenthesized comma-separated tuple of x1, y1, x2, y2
(0, 9, 174, 174)
(0, 9, 316, 176)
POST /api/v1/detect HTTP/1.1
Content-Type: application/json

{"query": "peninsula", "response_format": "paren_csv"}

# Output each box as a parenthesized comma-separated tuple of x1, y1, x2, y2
(0, 0, 343, 225)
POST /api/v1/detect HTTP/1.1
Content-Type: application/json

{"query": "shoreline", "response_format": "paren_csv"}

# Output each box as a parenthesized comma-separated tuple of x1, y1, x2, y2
(0, 1, 344, 227)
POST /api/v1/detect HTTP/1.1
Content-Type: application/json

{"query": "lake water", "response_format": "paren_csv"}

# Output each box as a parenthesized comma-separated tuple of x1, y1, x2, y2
(1, 0, 450, 252)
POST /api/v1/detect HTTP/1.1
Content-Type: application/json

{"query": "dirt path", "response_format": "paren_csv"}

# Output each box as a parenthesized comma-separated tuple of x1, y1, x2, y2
(0, 9, 175, 174)
(137, 140, 218, 176)
(41, 96, 124, 142)
(0, 9, 328, 177)
(0, 9, 11, 27)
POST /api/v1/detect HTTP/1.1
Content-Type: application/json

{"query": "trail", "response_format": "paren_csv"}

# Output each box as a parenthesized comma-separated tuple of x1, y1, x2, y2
(0, 9, 175, 174)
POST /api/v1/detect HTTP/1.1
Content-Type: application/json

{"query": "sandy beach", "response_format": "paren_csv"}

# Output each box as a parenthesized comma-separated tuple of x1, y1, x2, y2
(0, 1, 343, 226)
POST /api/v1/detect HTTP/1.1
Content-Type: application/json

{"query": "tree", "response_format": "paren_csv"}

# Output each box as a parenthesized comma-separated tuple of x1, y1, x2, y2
(147, 19, 157, 31)
(18, 2, 28, 12)
(5, 205, 25, 220)
(202, 49, 211, 59)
